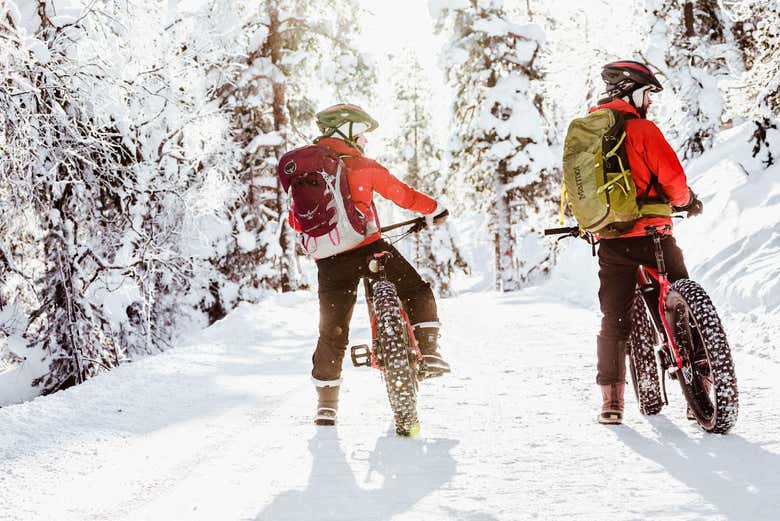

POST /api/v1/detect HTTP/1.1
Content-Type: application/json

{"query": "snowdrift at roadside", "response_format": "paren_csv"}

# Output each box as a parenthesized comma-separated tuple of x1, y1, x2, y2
(677, 121, 780, 358)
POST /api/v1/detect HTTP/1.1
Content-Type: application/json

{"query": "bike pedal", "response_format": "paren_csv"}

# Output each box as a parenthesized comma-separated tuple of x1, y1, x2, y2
(350, 344, 372, 367)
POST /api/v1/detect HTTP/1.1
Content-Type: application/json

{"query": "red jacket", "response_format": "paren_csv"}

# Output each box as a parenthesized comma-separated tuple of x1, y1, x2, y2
(288, 137, 437, 251)
(589, 99, 690, 238)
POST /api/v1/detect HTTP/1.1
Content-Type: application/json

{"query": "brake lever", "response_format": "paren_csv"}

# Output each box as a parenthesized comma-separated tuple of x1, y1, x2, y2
(409, 220, 426, 234)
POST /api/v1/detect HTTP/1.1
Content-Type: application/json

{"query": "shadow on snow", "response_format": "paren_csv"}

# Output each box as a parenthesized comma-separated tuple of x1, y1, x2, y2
(616, 415, 780, 520)
(255, 428, 473, 521)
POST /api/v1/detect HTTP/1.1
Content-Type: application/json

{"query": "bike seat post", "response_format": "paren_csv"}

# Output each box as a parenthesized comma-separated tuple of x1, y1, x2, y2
(645, 225, 667, 276)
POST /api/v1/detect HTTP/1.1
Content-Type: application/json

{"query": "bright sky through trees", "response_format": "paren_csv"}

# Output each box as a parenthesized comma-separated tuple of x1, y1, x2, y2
(354, 0, 449, 149)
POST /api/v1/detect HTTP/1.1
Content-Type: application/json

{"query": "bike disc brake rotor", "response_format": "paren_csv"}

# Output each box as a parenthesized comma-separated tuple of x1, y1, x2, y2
(670, 299, 715, 420)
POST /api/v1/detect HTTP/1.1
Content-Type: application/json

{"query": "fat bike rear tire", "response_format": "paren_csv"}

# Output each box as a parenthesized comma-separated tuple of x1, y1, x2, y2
(373, 280, 420, 436)
(627, 290, 664, 415)
(666, 279, 738, 434)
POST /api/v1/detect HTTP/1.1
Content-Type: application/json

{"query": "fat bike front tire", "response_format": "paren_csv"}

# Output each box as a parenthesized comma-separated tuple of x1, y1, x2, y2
(666, 279, 738, 434)
(373, 280, 420, 436)
(627, 290, 664, 415)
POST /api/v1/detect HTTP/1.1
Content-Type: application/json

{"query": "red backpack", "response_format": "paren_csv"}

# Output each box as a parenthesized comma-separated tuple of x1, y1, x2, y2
(277, 145, 369, 259)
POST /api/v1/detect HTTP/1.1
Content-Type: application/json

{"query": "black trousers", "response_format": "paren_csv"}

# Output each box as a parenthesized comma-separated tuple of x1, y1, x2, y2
(312, 239, 438, 382)
(596, 235, 689, 385)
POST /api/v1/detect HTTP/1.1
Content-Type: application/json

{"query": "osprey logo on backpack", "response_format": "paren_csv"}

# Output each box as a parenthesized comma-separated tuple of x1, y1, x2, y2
(283, 161, 297, 175)
(277, 145, 369, 259)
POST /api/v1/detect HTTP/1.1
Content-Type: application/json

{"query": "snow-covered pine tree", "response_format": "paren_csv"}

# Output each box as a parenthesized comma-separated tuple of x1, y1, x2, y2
(728, 0, 780, 167)
(214, 0, 375, 317)
(536, 3, 629, 132)
(384, 49, 468, 297)
(431, 0, 558, 292)
(644, 0, 740, 160)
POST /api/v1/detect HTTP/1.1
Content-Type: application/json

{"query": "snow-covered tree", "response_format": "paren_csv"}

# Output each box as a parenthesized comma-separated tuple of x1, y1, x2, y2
(431, 0, 558, 291)
(1, 3, 134, 390)
(383, 49, 468, 297)
(643, 0, 741, 160)
(0, 0, 243, 392)
(728, 0, 780, 167)
(537, 3, 636, 130)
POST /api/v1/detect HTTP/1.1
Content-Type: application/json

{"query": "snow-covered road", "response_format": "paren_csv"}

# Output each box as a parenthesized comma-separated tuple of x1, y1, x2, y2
(2, 289, 779, 521)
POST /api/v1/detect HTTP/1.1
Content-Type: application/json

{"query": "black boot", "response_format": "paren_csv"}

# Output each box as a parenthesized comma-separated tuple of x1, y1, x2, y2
(414, 325, 450, 379)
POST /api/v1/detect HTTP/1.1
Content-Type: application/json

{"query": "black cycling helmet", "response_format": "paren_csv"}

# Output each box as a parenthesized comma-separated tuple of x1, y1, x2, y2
(601, 60, 663, 98)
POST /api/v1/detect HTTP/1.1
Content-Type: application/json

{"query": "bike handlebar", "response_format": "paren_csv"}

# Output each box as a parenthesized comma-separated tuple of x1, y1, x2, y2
(544, 213, 688, 239)
(380, 209, 449, 234)
(384, 210, 685, 242)
(543, 226, 580, 236)
(380, 217, 425, 234)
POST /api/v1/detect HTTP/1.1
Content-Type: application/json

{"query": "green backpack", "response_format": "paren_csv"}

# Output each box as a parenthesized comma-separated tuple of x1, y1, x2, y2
(560, 108, 670, 238)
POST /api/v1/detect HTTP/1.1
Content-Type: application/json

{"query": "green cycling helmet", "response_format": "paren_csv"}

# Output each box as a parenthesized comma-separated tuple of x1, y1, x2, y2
(315, 104, 378, 148)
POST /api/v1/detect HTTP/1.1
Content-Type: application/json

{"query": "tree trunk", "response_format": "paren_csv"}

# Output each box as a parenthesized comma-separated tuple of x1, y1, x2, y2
(684, 2, 695, 36)
(268, 5, 298, 292)
(494, 162, 517, 292)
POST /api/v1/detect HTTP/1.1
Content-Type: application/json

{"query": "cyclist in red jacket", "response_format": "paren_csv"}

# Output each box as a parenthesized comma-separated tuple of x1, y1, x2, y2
(290, 104, 450, 426)
(590, 62, 703, 424)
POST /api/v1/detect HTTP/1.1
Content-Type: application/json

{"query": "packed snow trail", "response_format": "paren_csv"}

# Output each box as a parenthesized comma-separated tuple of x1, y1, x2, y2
(2, 289, 779, 521)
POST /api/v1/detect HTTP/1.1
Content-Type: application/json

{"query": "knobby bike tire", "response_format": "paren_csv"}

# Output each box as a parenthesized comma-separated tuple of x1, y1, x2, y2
(666, 279, 738, 434)
(627, 290, 664, 415)
(372, 280, 420, 436)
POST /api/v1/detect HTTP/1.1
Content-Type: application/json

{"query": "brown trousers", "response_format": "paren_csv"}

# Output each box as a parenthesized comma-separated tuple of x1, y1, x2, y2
(312, 239, 438, 382)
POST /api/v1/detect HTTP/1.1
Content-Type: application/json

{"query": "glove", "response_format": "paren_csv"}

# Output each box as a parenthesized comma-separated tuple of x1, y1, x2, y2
(672, 189, 703, 217)
(424, 204, 449, 227)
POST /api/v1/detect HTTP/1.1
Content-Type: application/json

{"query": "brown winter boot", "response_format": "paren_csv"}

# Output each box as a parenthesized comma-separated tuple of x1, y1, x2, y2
(314, 385, 339, 426)
(598, 383, 625, 425)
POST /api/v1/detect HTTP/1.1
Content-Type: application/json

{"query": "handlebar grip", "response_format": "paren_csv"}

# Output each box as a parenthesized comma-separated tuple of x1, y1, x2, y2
(544, 226, 580, 236)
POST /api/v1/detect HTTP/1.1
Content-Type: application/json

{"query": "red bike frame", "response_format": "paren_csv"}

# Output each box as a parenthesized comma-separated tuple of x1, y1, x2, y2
(636, 266, 684, 370)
